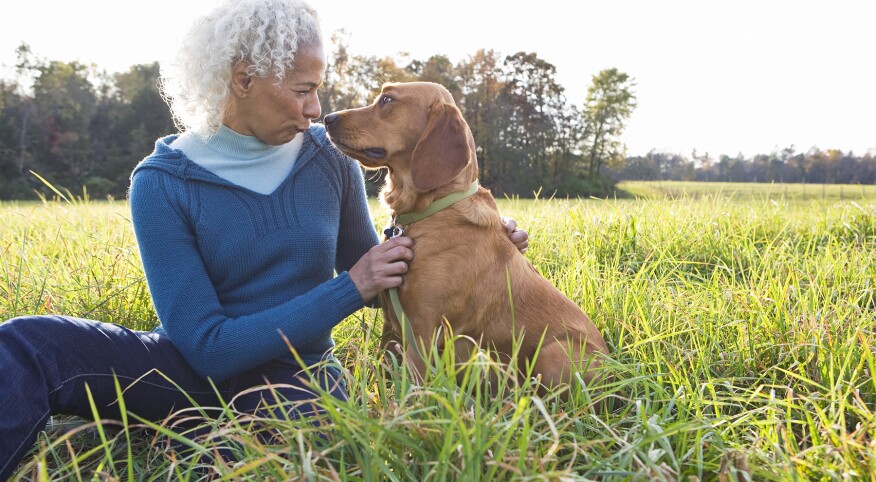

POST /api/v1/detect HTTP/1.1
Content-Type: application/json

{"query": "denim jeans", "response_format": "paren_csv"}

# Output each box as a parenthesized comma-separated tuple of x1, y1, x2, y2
(0, 315, 347, 480)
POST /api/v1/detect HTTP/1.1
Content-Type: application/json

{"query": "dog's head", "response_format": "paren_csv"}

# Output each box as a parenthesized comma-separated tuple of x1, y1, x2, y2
(324, 81, 475, 193)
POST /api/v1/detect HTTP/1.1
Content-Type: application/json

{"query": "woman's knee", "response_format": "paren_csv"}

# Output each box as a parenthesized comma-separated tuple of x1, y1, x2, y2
(2, 315, 84, 341)
(1, 315, 62, 357)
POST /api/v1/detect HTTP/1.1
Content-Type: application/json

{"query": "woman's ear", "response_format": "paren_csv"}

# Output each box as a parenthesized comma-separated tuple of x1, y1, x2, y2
(230, 62, 252, 97)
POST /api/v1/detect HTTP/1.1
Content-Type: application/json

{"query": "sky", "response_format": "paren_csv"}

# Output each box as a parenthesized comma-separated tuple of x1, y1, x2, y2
(1, 0, 874, 159)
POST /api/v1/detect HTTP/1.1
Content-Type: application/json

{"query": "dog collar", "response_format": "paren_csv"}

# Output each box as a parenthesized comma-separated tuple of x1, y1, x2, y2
(385, 180, 479, 238)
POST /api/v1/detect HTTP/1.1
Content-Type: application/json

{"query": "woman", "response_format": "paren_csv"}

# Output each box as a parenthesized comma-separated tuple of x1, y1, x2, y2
(0, 0, 528, 476)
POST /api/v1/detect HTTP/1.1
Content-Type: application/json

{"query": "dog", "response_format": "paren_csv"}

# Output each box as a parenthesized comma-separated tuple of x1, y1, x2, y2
(324, 82, 609, 389)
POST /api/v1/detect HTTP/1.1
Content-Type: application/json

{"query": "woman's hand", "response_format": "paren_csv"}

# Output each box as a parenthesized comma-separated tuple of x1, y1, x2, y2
(348, 236, 414, 301)
(501, 216, 529, 254)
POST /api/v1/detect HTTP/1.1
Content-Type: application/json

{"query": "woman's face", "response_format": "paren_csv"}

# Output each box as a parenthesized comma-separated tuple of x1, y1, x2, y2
(225, 42, 326, 145)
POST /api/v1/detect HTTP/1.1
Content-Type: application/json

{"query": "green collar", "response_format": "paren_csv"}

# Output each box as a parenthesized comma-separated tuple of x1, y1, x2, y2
(394, 180, 480, 226)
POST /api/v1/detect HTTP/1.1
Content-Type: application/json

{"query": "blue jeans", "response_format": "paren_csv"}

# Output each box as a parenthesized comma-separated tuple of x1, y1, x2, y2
(0, 315, 347, 480)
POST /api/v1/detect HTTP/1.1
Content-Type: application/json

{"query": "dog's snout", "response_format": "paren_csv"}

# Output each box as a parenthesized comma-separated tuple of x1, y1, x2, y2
(323, 113, 337, 125)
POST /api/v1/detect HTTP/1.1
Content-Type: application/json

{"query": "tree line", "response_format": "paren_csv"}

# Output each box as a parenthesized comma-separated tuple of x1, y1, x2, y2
(615, 148, 876, 185)
(2, 37, 871, 201)
(1, 44, 176, 200)
(0, 37, 639, 200)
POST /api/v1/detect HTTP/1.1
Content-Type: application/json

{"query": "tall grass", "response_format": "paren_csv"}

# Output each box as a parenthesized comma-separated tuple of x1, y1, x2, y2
(1, 183, 875, 480)
(619, 180, 876, 201)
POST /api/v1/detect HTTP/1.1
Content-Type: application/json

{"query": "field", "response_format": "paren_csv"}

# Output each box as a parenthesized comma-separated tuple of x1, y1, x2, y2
(1, 181, 875, 480)
(617, 180, 876, 201)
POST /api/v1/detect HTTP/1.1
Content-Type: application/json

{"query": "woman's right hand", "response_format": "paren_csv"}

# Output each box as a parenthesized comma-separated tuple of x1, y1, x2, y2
(348, 237, 414, 302)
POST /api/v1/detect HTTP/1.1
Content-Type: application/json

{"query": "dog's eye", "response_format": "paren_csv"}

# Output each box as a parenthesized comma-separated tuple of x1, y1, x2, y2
(380, 95, 393, 105)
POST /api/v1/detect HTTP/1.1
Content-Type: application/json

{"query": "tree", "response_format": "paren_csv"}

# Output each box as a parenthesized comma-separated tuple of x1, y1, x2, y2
(458, 49, 504, 188)
(0, 81, 21, 181)
(30, 60, 99, 184)
(9, 43, 41, 186)
(94, 62, 176, 193)
(321, 30, 368, 114)
(494, 51, 567, 194)
(407, 54, 461, 101)
(580, 68, 637, 177)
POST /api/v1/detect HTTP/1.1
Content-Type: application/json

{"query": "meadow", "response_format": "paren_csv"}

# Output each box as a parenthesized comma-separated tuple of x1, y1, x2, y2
(617, 180, 876, 201)
(1, 181, 875, 480)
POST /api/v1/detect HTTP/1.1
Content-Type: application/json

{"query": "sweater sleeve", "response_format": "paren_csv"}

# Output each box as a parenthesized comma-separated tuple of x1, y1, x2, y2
(129, 168, 364, 382)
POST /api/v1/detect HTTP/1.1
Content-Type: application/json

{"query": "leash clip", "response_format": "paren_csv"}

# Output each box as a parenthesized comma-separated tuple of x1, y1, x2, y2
(383, 224, 405, 239)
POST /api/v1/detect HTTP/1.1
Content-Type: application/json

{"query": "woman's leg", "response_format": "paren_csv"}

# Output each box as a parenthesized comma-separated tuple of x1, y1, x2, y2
(225, 359, 348, 444)
(0, 315, 220, 479)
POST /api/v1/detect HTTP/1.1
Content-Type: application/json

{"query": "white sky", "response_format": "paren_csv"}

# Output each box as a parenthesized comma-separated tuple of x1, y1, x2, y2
(1, 0, 874, 158)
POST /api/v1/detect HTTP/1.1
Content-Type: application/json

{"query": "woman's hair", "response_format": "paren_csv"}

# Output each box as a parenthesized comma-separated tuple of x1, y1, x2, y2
(160, 0, 323, 136)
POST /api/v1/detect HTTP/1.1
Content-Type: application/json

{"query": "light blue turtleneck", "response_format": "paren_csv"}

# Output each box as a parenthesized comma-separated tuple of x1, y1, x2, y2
(172, 125, 303, 194)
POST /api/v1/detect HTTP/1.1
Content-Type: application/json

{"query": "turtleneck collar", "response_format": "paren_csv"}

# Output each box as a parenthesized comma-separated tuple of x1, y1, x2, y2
(204, 125, 284, 160)
(168, 125, 304, 195)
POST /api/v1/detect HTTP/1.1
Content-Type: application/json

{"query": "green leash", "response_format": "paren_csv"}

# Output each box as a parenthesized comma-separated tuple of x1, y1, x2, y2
(385, 180, 480, 363)
(388, 285, 423, 362)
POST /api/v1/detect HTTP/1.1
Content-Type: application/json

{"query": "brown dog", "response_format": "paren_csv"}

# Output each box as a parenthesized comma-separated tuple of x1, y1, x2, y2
(324, 82, 609, 388)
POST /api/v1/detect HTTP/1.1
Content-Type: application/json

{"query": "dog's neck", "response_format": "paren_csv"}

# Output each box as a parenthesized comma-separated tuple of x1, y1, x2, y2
(380, 171, 469, 216)
(381, 156, 479, 213)
(380, 167, 499, 229)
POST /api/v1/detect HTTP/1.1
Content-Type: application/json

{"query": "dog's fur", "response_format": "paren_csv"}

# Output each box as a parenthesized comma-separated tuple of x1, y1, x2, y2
(325, 82, 609, 388)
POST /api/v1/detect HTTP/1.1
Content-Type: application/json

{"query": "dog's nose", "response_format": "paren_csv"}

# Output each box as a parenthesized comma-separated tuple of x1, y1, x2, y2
(324, 113, 337, 125)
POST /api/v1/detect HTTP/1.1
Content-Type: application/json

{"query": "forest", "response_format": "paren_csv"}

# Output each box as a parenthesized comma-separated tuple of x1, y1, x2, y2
(0, 37, 872, 200)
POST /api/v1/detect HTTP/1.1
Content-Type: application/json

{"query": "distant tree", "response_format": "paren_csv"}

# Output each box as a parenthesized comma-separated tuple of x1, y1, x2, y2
(692, 149, 713, 181)
(9, 42, 875, 200)
(495, 51, 567, 194)
(321, 30, 417, 114)
(407, 54, 461, 101)
(321, 30, 368, 113)
(551, 103, 584, 191)
(580, 68, 637, 177)
(9, 44, 42, 189)
(366, 56, 415, 99)
(94, 62, 175, 194)
(0, 81, 20, 179)
(30, 60, 100, 187)
(458, 49, 504, 188)
(111, 63, 174, 137)
(614, 153, 658, 180)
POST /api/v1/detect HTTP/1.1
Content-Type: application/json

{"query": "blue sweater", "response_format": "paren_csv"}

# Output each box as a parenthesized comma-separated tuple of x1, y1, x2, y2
(128, 125, 379, 382)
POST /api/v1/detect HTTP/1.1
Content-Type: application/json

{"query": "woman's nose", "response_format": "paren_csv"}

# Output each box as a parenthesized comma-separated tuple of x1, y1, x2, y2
(304, 93, 322, 120)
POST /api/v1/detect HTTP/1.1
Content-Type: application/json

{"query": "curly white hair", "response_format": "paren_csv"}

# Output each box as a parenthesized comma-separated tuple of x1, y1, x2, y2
(160, 0, 323, 136)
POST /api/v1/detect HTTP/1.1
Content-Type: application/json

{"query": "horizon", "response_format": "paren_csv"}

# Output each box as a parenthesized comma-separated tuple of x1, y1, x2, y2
(1, 0, 873, 159)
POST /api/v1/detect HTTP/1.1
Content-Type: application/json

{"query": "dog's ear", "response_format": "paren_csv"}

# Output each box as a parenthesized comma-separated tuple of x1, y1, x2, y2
(410, 102, 471, 192)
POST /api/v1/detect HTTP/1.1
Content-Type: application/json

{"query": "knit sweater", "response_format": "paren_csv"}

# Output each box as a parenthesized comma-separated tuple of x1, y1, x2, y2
(128, 124, 379, 382)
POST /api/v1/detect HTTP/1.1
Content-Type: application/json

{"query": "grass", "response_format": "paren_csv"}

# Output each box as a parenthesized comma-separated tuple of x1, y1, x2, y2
(617, 180, 876, 201)
(1, 180, 875, 480)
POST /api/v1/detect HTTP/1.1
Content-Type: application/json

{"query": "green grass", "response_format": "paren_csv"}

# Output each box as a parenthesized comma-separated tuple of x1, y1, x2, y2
(618, 180, 876, 201)
(2, 181, 875, 480)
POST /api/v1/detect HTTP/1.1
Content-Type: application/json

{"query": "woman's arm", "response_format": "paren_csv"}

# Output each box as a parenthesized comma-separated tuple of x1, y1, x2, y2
(129, 169, 364, 382)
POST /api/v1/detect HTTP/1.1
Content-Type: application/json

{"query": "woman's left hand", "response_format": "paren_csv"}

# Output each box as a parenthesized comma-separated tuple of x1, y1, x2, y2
(501, 216, 529, 254)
